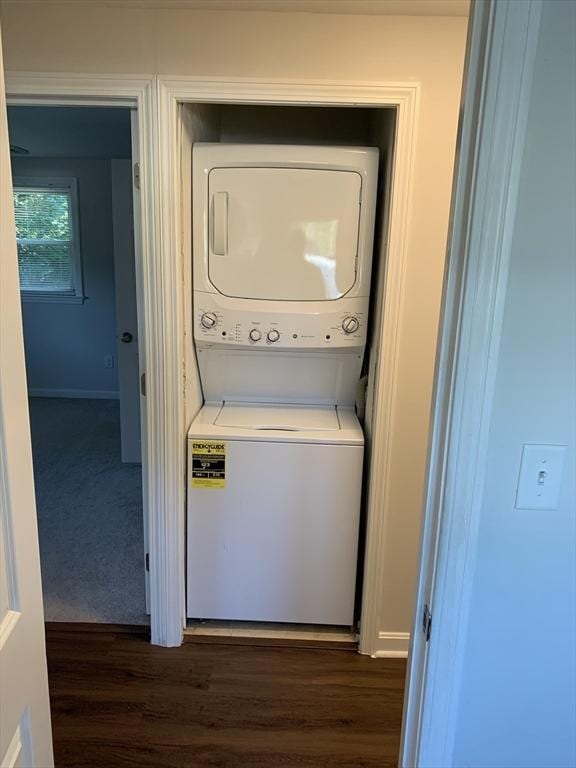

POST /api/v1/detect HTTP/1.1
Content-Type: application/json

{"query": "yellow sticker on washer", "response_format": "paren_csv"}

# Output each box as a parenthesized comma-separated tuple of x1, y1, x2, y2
(191, 441, 226, 488)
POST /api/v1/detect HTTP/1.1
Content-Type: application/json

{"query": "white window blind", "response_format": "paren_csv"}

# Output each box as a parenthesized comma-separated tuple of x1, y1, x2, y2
(13, 179, 82, 301)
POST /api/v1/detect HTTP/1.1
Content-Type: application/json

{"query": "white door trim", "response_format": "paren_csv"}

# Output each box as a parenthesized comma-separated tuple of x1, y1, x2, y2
(400, 0, 543, 763)
(5, 73, 420, 651)
(156, 76, 420, 653)
(2, 72, 170, 642)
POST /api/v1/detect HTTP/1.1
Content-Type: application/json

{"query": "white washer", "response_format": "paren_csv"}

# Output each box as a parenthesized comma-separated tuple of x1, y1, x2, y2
(187, 404, 363, 625)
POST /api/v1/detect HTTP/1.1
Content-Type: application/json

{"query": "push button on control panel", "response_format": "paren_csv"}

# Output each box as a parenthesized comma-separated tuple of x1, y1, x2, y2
(267, 329, 280, 343)
(200, 311, 218, 329)
(342, 316, 360, 334)
(249, 328, 262, 342)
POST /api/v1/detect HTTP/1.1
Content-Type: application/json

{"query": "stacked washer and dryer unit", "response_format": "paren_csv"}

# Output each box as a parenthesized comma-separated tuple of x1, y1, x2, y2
(187, 143, 378, 626)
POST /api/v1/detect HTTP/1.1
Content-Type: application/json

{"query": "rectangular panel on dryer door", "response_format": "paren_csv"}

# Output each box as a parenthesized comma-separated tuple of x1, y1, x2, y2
(207, 167, 362, 301)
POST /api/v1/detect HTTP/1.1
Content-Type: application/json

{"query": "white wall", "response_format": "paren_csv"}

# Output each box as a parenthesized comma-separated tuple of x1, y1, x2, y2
(0, 2, 468, 646)
(13, 157, 120, 397)
(453, 2, 576, 765)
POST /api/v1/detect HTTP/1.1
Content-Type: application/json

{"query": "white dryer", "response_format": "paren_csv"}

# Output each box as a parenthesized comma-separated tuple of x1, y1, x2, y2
(187, 144, 378, 625)
(192, 143, 378, 405)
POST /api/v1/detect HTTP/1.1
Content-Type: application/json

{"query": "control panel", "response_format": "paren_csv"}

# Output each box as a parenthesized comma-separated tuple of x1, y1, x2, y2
(194, 293, 369, 350)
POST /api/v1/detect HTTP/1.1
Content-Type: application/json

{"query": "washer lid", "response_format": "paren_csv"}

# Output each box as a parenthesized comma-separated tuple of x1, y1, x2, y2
(208, 167, 362, 301)
(214, 403, 340, 431)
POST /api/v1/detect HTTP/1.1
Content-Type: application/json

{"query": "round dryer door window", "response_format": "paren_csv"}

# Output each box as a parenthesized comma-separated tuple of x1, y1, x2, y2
(207, 167, 362, 301)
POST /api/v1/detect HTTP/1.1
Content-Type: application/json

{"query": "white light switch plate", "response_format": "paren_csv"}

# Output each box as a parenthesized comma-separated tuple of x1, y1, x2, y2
(515, 444, 567, 510)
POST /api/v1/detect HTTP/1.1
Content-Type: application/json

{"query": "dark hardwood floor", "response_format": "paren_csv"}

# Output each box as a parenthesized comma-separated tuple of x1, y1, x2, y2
(45, 625, 406, 768)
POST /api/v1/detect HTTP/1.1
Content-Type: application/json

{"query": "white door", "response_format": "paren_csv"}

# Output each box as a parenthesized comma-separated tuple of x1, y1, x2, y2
(208, 168, 362, 300)
(400, 1, 543, 764)
(0, 33, 54, 768)
(400, 5, 488, 761)
(111, 158, 141, 464)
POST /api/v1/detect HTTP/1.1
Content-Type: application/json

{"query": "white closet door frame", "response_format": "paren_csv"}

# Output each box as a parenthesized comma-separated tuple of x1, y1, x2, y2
(4, 74, 420, 651)
(158, 77, 420, 653)
(3, 75, 163, 639)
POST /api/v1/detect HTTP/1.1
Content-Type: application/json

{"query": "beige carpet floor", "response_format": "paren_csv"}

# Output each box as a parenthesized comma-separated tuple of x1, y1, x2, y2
(29, 397, 148, 625)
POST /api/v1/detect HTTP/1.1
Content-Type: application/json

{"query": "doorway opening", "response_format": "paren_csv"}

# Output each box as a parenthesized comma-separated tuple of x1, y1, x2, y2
(7, 105, 148, 625)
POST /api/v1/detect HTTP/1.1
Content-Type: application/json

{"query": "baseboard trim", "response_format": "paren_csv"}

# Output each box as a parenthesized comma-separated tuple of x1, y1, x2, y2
(371, 631, 410, 658)
(184, 620, 358, 650)
(28, 388, 119, 400)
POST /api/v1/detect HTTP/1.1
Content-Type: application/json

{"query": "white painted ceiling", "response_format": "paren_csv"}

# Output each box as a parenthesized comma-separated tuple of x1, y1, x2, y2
(0, 0, 470, 16)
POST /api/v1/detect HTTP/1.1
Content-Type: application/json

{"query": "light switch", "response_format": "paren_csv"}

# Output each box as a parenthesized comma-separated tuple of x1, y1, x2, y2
(515, 444, 567, 510)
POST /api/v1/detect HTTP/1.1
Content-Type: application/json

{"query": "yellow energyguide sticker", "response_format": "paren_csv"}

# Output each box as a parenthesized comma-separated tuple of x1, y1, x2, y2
(191, 440, 226, 488)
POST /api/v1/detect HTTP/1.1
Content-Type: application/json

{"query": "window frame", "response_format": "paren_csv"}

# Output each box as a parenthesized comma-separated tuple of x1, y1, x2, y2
(13, 176, 85, 304)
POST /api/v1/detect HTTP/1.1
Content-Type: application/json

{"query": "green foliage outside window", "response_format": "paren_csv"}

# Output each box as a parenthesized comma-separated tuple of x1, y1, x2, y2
(13, 188, 75, 293)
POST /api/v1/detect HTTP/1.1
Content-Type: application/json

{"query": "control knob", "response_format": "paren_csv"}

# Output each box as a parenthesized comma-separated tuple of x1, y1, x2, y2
(267, 329, 280, 343)
(249, 328, 262, 342)
(342, 316, 360, 334)
(200, 312, 218, 329)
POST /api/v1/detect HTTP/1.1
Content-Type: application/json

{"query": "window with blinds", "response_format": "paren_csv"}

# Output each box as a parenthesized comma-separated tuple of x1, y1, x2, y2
(13, 178, 83, 301)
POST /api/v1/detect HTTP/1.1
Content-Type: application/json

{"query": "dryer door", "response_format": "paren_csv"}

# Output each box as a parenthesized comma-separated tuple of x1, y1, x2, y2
(208, 167, 362, 301)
